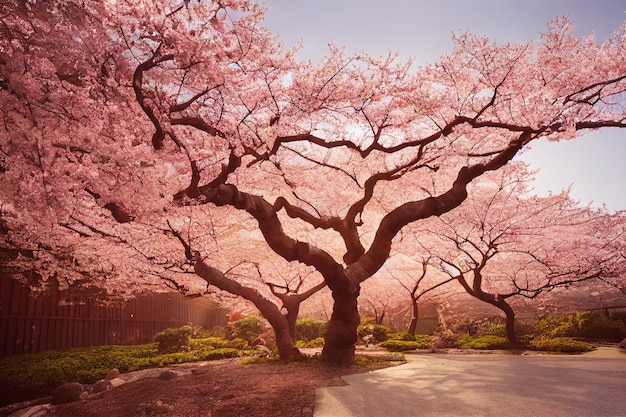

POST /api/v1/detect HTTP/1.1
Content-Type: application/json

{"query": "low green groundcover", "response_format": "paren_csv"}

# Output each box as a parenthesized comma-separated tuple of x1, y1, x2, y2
(529, 337, 593, 353)
(0, 340, 255, 407)
(378, 335, 432, 351)
(457, 335, 510, 350)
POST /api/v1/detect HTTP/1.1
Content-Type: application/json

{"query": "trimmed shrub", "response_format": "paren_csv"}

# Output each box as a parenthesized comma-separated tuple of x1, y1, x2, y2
(225, 338, 249, 349)
(153, 325, 192, 353)
(535, 312, 626, 342)
(358, 322, 392, 344)
(189, 336, 230, 349)
(227, 316, 264, 343)
(535, 314, 576, 338)
(295, 318, 327, 342)
(458, 335, 510, 350)
(388, 332, 416, 341)
(530, 337, 593, 353)
(295, 337, 325, 349)
(431, 329, 459, 349)
(379, 335, 432, 352)
(413, 334, 433, 347)
(478, 323, 508, 338)
(0, 341, 255, 407)
(378, 340, 421, 352)
(195, 347, 241, 361)
(574, 312, 626, 342)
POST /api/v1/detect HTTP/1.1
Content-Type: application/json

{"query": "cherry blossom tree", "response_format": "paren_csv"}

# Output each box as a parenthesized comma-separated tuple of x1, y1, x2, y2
(1, 1, 626, 365)
(386, 256, 455, 335)
(421, 164, 626, 343)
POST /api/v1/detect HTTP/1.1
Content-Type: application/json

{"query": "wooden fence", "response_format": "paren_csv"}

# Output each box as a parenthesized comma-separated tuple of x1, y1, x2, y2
(0, 277, 228, 356)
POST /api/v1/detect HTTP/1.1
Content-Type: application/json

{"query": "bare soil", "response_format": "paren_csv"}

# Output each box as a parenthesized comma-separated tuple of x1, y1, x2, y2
(2, 356, 400, 417)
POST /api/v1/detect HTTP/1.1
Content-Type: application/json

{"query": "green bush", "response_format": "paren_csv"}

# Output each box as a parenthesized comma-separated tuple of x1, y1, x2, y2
(379, 335, 432, 352)
(388, 332, 415, 341)
(574, 312, 626, 342)
(535, 314, 575, 338)
(358, 321, 392, 344)
(413, 334, 433, 347)
(0, 340, 256, 407)
(431, 329, 459, 349)
(227, 316, 264, 342)
(154, 325, 193, 353)
(190, 336, 225, 349)
(295, 318, 327, 342)
(535, 312, 626, 342)
(458, 335, 510, 350)
(530, 337, 593, 353)
(194, 347, 241, 361)
(295, 337, 325, 348)
(378, 340, 420, 352)
(479, 323, 508, 338)
(0, 344, 155, 406)
(225, 338, 249, 349)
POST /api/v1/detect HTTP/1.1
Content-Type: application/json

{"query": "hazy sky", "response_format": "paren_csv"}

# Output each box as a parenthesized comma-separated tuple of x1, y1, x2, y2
(260, 0, 626, 211)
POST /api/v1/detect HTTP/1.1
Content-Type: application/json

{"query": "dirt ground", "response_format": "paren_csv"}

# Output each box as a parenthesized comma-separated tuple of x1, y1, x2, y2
(1, 356, 399, 417)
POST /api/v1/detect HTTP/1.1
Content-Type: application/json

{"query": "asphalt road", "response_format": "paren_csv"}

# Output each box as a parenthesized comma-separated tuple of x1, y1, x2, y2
(314, 347, 626, 417)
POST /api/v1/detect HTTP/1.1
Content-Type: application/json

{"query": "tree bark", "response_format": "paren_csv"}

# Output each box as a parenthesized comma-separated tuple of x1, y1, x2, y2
(271, 280, 326, 342)
(479, 295, 518, 344)
(407, 298, 419, 335)
(456, 271, 518, 344)
(321, 282, 361, 366)
(496, 297, 517, 345)
(193, 256, 303, 362)
(271, 316, 303, 363)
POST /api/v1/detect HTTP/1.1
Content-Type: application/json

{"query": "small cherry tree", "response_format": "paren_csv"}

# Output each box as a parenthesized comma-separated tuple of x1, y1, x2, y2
(422, 164, 626, 343)
(1, 1, 626, 364)
(387, 256, 456, 335)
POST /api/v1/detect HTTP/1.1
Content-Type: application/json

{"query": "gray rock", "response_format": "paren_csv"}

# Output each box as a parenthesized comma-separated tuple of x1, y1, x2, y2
(104, 368, 120, 381)
(107, 377, 126, 388)
(158, 370, 177, 380)
(92, 380, 108, 393)
(51, 382, 84, 405)
(191, 368, 207, 375)
(9, 404, 51, 417)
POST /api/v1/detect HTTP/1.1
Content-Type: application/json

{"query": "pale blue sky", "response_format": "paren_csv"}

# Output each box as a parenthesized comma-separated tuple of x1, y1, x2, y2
(261, 0, 626, 210)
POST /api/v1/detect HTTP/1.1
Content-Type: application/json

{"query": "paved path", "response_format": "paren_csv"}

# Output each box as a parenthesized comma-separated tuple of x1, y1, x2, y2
(314, 347, 626, 417)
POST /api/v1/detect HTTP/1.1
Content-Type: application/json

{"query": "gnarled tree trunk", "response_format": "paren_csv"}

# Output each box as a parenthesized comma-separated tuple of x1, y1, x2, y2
(479, 294, 517, 344)
(192, 254, 303, 362)
(457, 271, 518, 344)
(321, 268, 361, 366)
(322, 285, 360, 366)
(497, 298, 517, 345)
(407, 298, 419, 335)
(271, 281, 327, 342)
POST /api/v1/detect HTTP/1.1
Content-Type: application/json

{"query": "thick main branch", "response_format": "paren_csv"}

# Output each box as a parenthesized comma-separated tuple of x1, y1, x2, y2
(347, 132, 530, 282)
(201, 183, 346, 289)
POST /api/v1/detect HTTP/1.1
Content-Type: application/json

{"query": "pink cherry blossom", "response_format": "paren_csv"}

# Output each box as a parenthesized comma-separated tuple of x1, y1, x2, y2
(1, 1, 624, 364)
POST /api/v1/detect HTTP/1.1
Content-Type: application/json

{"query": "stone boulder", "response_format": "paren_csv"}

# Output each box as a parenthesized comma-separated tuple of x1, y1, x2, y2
(158, 370, 178, 381)
(104, 368, 120, 381)
(51, 382, 84, 405)
(92, 380, 108, 393)
(9, 404, 51, 417)
(107, 377, 127, 388)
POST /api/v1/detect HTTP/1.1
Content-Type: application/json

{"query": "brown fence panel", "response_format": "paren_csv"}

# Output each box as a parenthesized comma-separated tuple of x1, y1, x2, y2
(0, 278, 228, 356)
